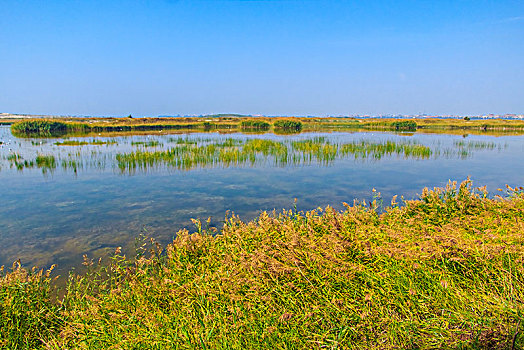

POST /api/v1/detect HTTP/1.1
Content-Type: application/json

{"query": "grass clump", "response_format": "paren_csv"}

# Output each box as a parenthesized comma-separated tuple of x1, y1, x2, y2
(54, 140, 89, 146)
(55, 139, 117, 146)
(1, 180, 524, 348)
(241, 120, 270, 130)
(391, 120, 417, 131)
(273, 119, 303, 131)
(12, 120, 89, 137)
(0, 264, 61, 349)
(131, 140, 161, 147)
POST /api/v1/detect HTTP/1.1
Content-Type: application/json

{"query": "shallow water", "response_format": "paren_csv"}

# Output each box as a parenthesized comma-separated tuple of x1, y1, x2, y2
(1, 125, 523, 273)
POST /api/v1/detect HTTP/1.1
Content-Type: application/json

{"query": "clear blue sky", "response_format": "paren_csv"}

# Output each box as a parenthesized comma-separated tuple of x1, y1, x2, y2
(1, 0, 523, 116)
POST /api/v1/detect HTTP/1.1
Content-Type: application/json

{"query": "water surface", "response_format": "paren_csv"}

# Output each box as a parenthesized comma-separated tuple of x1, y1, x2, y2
(1, 125, 523, 272)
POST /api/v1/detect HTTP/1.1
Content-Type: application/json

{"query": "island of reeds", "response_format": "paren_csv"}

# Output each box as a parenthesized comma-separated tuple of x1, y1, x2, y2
(9, 116, 524, 137)
(1, 180, 523, 349)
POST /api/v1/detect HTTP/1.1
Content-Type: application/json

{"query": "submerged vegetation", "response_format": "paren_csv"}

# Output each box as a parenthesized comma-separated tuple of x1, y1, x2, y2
(1, 180, 523, 349)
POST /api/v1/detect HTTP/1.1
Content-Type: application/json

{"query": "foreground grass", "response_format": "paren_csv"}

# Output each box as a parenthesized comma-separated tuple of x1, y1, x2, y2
(1, 180, 524, 349)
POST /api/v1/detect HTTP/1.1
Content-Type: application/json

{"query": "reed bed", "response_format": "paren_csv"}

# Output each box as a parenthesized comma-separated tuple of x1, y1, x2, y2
(241, 120, 271, 130)
(55, 140, 117, 146)
(131, 140, 162, 147)
(115, 138, 434, 172)
(1, 180, 523, 349)
(2, 135, 504, 175)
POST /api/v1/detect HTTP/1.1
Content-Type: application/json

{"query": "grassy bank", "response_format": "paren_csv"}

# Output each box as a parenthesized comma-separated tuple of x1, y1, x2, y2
(10, 116, 524, 137)
(1, 180, 523, 349)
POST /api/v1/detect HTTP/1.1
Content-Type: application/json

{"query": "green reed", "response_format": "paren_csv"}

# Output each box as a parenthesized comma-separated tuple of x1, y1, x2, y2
(115, 138, 434, 172)
(453, 140, 498, 149)
(55, 139, 117, 146)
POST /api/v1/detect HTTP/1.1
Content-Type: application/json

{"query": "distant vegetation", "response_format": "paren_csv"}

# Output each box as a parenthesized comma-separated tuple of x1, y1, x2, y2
(11, 120, 88, 137)
(1, 181, 523, 348)
(10, 117, 524, 138)
(391, 120, 417, 131)
(273, 120, 303, 131)
(54, 139, 117, 146)
(240, 120, 270, 130)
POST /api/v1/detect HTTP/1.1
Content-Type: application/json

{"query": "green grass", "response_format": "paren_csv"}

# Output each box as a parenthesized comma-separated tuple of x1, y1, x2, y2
(1, 180, 523, 349)
(241, 120, 271, 130)
(131, 140, 162, 147)
(55, 139, 117, 146)
(115, 138, 433, 172)
(391, 120, 417, 131)
(11, 120, 89, 137)
(273, 120, 303, 131)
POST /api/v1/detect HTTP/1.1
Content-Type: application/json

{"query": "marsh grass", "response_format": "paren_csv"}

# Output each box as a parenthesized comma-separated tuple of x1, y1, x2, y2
(131, 140, 162, 147)
(241, 120, 271, 130)
(1, 180, 523, 349)
(11, 120, 89, 137)
(391, 120, 417, 131)
(55, 139, 117, 146)
(454, 140, 499, 150)
(115, 138, 434, 172)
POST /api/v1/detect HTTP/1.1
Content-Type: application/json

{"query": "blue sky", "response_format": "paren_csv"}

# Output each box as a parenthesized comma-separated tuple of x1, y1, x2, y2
(1, 0, 523, 116)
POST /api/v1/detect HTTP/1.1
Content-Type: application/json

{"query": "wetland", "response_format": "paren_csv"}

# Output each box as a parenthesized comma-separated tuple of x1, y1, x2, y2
(1, 124, 523, 273)
(2, 121, 524, 349)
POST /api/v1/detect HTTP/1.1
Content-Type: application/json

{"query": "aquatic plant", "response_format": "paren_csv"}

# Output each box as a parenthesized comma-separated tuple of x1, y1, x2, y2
(131, 140, 162, 147)
(55, 139, 117, 146)
(391, 120, 417, 131)
(115, 138, 437, 172)
(11, 120, 89, 137)
(55, 140, 89, 146)
(241, 120, 270, 130)
(453, 140, 497, 150)
(273, 120, 303, 131)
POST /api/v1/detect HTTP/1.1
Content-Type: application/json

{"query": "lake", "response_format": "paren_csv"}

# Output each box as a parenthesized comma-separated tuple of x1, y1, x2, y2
(1, 125, 523, 273)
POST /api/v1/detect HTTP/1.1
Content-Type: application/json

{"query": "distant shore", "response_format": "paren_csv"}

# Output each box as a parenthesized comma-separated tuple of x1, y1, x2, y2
(6, 115, 524, 137)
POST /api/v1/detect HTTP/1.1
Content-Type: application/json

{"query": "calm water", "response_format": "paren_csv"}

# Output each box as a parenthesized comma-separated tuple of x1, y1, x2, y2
(1, 125, 524, 273)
